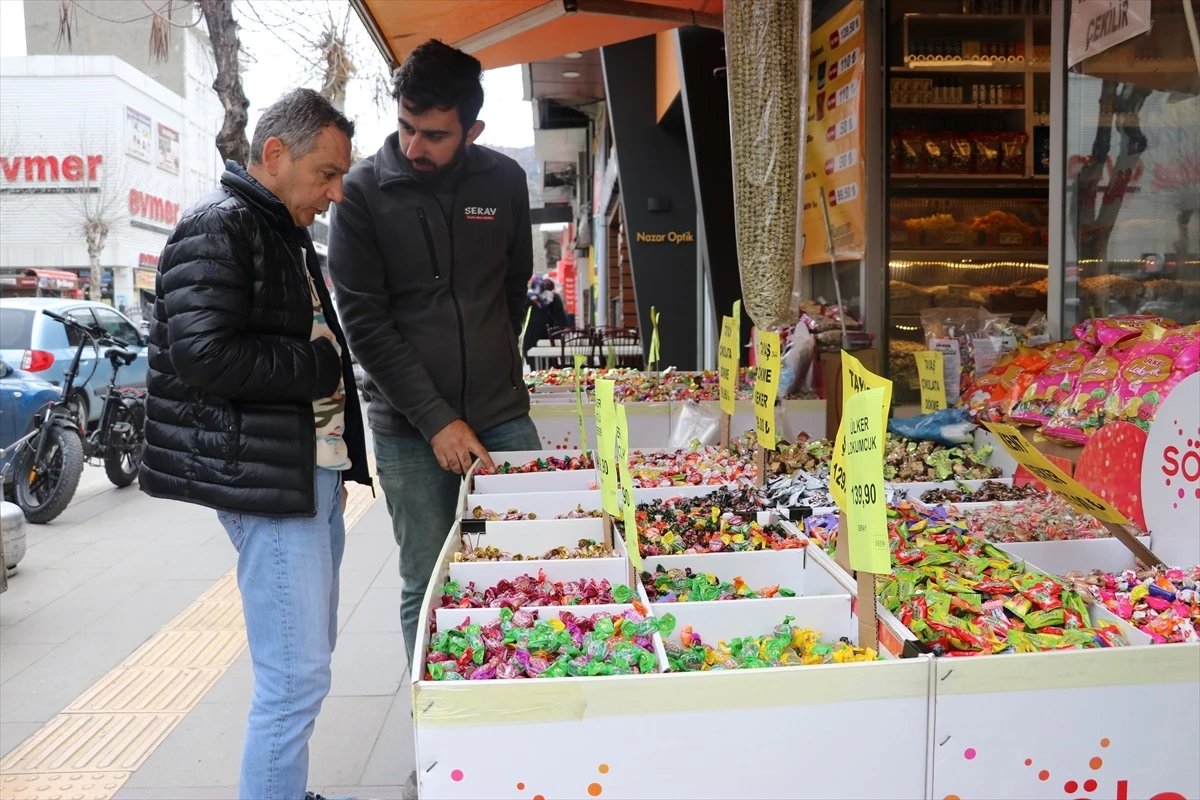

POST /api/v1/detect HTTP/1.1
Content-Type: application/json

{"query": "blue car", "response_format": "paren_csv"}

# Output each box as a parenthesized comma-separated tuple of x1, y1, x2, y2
(0, 358, 62, 494)
(0, 299, 148, 424)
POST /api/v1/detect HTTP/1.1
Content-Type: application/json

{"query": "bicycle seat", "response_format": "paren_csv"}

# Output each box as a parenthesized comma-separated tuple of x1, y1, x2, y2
(105, 348, 137, 366)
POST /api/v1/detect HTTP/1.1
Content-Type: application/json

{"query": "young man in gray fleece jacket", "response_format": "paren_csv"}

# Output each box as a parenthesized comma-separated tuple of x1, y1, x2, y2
(328, 40, 541, 668)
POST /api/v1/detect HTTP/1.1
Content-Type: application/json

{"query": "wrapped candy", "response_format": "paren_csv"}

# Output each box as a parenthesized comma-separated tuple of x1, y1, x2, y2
(424, 607, 676, 681)
(453, 538, 615, 562)
(469, 504, 603, 521)
(958, 495, 1115, 543)
(626, 488, 805, 557)
(665, 616, 878, 671)
(439, 571, 625, 608)
(921, 481, 1046, 504)
(1064, 566, 1199, 644)
(643, 565, 796, 602)
(477, 453, 595, 475)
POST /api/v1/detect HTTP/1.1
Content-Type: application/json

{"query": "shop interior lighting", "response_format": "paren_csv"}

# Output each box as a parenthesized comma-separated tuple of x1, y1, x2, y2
(907, 59, 995, 68)
(894, 324, 921, 332)
(565, 52, 583, 58)
(889, 260, 1049, 271)
(563, 70, 581, 78)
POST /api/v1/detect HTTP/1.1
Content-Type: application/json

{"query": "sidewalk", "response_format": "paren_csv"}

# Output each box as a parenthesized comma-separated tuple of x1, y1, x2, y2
(1, 465, 413, 799)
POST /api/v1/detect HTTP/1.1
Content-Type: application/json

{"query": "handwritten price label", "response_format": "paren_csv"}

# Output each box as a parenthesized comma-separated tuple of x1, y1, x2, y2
(754, 330, 782, 450)
(614, 403, 642, 570)
(573, 353, 589, 452)
(915, 350, 947, 412)
(717, 301, 741, 417)
(829, 350, 892, 509)
(593, 378, 621, 517)
(843, 387, 890, 574)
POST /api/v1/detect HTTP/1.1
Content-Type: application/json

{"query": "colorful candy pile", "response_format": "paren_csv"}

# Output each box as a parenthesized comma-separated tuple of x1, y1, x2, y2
(469, 505, 602, 521)
(878, 503, 1129, 655)
(1064, 567, 1199, 643)
(522, 368, 817, 402)
(960, 495, 1112, 543)
(425, 607, 674, 680)
(478, 454, 594, 475)
(642, 565, 796, 603)
(453, 539, 615, 563)
(629, 490, 803, 557)
(920, 480, 1045, 504)
(665, 616, 877, 671)
(439, 572, 623, 609)
(752, 432, 1000, 482)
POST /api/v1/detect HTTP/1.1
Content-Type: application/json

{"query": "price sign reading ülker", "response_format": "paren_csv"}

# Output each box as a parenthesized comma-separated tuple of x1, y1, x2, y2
(593, 378, 621, 517)
(915, 350, 947, 412)
(718, 300, 741, 417)
(829, 351, 892, 509)
(754, 330, 782, 450)
(842, 387, 891, 574)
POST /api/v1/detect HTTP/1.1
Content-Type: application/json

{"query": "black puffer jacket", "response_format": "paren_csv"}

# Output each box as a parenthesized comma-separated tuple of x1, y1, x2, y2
(139, 162, 370, 517)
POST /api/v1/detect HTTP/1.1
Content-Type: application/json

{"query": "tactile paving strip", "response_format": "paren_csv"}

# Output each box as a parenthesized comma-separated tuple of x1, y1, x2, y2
(0, 771, 130, 800)
(1, 460, 381, 800)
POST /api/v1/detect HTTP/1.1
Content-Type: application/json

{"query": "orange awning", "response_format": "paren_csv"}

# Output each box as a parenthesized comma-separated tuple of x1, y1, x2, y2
(353, 0, 723, 70)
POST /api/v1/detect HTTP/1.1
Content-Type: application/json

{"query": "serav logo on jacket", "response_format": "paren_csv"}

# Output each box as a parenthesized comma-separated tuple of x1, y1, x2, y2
(464, 206, 497, 221)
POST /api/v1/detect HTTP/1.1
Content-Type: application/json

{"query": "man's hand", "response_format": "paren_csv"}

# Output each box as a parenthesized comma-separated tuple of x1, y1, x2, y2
(430, 420, 494, 475)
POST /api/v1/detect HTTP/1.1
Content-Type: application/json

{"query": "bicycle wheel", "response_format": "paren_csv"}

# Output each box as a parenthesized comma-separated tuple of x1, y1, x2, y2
(15, 425, 84, 524)
(104, 401, 145, 488)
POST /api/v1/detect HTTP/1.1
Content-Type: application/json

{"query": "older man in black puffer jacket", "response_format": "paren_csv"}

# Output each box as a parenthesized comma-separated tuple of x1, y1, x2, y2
(139, 89, 370, 800)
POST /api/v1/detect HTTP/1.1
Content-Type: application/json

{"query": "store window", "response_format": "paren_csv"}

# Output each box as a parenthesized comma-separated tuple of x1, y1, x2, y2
(1063, 0, 1200, 327)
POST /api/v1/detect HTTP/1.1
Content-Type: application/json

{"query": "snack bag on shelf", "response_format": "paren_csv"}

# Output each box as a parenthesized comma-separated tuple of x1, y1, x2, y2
(965, 346, 1050, 419)
(971, 132, 1002, 174)
(1042, 332, 1143, 444)
(1009, 340, 1096, 426)
(1072, 314, 1174, 348)
(920, 307, 1005, 405)
(999, 132, 1029, 176)
(1103, 326, 1200, 433)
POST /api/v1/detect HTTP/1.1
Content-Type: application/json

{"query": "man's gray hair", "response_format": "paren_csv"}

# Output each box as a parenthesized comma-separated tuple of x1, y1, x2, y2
(249, 88, 356, 165)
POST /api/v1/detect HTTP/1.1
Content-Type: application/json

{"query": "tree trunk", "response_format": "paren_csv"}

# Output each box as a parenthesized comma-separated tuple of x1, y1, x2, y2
(197, 0, 250, 166)
(88, 255, 103, 302)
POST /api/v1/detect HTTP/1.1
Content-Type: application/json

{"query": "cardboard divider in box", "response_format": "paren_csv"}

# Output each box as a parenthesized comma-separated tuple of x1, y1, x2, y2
(473, 468, 597, 494)
(458, 516, 607, 547)
(660, 594, 866, 656)
(641, 548, 847, 600)
(465, 484, 725, 521)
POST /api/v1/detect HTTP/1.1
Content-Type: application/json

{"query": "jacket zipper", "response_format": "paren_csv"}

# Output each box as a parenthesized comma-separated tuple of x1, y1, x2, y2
(415, 209, 442, 280)
(430, 195, 469, 420)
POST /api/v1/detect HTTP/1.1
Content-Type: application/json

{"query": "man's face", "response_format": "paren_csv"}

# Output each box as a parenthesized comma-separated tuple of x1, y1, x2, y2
(272, 125, 352, 226)
(398, 101, 484, 178)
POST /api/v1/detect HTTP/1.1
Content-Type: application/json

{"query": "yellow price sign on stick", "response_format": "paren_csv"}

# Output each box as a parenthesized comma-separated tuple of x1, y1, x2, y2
(519, 306, 532, 353)
(753, 330, 782, 450)
(829, 351, 892, 508)
(842, 387, 891, 574)
(649, 306, 661, 369)
(915, 351, 947, 412)
(717, 301, 741, 417)
(593, 378, 621, 517)
(614, 403, 643, 571)
(573, 354, 588, 452)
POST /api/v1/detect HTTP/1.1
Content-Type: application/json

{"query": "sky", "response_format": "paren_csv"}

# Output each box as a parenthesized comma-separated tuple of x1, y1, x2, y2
(0, 0, 535, 153)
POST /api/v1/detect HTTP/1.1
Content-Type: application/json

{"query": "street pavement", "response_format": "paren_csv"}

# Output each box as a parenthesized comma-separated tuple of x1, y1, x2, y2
(0, 459, 413, 798)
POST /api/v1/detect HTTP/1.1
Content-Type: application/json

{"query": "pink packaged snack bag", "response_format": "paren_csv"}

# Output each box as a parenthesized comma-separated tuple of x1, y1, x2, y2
(1009, 340, 1095, 426)
(1104, 328, 1200, 433)
(1042, 340, 1137, 444)
(1072, 315, 1174, 347)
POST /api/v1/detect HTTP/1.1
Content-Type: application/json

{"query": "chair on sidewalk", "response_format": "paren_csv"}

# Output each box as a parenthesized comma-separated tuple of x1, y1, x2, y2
(596, 328, 644, 370)
(556, 330, 598, 368)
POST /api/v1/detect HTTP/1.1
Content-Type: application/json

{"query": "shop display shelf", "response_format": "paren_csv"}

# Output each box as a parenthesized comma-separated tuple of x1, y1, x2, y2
(891, 103, 1026, 110)
(641, 548, 845, 601)
(659, 593, 861, 655)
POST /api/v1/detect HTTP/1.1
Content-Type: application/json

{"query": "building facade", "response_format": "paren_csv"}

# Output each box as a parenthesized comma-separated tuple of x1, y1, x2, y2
(1, 17, 222, 322)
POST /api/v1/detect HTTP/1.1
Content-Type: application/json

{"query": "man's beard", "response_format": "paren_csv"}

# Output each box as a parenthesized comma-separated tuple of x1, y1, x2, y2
(409, 140, 467, 183)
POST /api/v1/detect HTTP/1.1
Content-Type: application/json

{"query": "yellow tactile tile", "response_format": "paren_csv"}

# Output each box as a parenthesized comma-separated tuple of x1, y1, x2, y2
(164, 599, 244, 631)
(194, 570, 239, 604)
(66, 668, 224, 714)
(121, 629, 246, 670)
(0, 771, 130, 800)
(0, 713, 178, 773)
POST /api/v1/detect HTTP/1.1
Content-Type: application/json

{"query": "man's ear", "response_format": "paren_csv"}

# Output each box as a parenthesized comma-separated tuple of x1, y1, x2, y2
(466, 120, 485, 146)
(262, 136, 287, 175)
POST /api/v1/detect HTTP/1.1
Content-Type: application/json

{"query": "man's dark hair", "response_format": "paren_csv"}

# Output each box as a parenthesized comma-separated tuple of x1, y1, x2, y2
(391, 39, 485, 131)
(249, 88, 356, 165)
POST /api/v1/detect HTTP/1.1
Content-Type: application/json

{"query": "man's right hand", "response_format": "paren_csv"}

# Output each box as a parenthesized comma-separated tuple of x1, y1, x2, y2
(430, 420, 495, 475)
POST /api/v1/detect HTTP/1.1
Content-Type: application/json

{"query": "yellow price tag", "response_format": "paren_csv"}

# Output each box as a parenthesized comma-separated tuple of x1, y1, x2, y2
(753, 330, 781, 450)
(984, 423, 1130, 524)
(717, 300, 741, 417)
(915, 350, 947, 412)
(519, 306, 532, 353)
(842, 387, 891, 574)
(593, 378, 621, 517)
(614, 403, 642, 570)
(649, 307, 661, 368)
(573, 354, 588, 452)
(829, 351, 892, 508)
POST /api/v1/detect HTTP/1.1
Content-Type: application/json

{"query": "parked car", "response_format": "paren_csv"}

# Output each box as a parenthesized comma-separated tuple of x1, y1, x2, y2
(0, 358, 63, 498)
(0, 299, 148, 425)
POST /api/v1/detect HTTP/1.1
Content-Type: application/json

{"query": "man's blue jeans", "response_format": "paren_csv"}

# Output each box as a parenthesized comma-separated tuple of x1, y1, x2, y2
(375, 415, 541, 668)
(217, 467, 345, 800)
